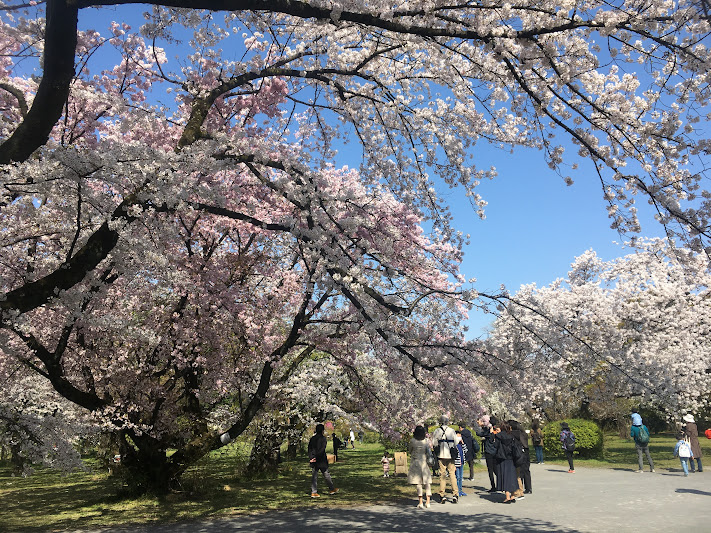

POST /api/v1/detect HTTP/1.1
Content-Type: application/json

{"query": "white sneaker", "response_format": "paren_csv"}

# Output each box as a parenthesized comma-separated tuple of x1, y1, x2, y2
(425, 502, 431, 508)
(417, 503, 424, 509)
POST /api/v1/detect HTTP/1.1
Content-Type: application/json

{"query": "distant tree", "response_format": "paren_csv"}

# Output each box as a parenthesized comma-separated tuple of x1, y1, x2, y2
(487, 239, 711, 416)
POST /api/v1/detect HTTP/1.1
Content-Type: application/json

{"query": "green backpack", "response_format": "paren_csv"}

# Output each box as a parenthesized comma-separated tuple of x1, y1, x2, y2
(637, 426, 650, 445)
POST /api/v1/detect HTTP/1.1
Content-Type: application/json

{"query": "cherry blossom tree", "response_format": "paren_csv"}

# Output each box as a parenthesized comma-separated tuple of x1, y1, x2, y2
(0, 0, 709, 491)
(487, 239, 711, 417)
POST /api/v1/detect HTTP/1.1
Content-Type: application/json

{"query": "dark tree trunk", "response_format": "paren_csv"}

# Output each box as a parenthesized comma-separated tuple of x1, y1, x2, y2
(245, 425, 283, 477)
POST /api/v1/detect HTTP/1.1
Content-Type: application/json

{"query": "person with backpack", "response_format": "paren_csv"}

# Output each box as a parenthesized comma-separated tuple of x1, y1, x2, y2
(559, 422, 576, 473)
(674, 431, 694, 476)
(630, 414, 655, 473)
(531, 421, 544, 464)
(494, 421, 520, 503)
(432, 414, 461, 504)
(681, 414, 703, 473)
(509, 420, 532, 496)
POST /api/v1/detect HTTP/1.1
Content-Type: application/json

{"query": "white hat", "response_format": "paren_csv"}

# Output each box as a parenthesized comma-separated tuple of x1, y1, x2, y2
(683, 414, 695, 424)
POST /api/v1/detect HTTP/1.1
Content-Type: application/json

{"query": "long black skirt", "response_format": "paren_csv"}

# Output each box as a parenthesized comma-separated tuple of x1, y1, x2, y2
(495, 458, 519, 493)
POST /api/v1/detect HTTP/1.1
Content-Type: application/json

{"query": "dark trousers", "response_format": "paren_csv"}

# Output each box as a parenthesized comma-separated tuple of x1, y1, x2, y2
(484, 453, 496, 489)
(565, 450, 575, 470)
(467, 458, 475, 479)
(690, 457, 703, 472)
(519, 453, 532, 491)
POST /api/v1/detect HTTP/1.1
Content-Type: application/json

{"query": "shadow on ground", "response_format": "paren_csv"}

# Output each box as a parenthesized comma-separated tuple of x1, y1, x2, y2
(90, 507, 582, 533)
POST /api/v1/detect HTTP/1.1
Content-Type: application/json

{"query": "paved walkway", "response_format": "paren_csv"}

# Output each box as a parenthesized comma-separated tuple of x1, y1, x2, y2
(73, 464, 711, 533)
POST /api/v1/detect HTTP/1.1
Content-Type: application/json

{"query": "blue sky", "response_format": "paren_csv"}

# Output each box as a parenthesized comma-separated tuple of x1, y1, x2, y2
(76, 6, 672, 338)
(450, 144, 665, 337)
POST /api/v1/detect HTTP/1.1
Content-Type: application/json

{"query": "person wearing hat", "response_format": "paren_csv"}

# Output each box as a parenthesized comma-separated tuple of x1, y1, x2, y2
(559, 422, 576, 473)
(630, 413, 655, 473)
(431, 414, 461, 503)
(682, 414, 703, 473)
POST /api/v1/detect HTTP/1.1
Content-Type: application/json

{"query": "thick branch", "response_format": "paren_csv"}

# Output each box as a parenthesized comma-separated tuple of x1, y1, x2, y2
(0, 0, 78, 164)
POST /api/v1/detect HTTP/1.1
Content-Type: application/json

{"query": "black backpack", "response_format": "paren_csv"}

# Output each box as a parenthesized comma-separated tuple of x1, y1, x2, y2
(563, 430, 576, 451)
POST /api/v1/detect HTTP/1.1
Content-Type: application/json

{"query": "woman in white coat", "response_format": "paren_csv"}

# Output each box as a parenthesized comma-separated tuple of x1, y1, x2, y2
(408, 425, 433, 508)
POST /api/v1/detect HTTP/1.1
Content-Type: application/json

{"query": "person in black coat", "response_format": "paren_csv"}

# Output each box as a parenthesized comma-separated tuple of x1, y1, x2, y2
(494, 421, 519, 503)
(509, 420, 532, 495)
(308, 424, 338, 497)
(476, 416, 498, 492)
(331, 433, 342, 462)
(458, 422, 477, 480)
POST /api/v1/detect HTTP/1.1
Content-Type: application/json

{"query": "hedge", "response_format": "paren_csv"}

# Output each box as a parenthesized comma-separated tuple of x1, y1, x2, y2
(541, 418, 604, 459)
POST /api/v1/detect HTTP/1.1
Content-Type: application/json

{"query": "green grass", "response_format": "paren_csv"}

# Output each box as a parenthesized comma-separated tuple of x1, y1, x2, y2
(0, 442, 413, 532)
(2, 434, 710, 531)
(541, 433, 711, 470)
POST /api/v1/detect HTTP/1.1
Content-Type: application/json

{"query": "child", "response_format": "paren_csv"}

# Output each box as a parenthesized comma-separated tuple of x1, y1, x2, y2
(381, 450, 393, 477)
(674, 432, 694, 476)
(454, 430, 468, 496)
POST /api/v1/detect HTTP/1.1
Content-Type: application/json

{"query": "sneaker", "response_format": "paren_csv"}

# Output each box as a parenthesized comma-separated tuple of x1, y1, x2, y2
(636, 469, 643, 473)
(459, 492, 467, 496)
(425, 502, 431, 508)
(452, 496, 458, 504)
(517, 495, 525, 500)
(524, 490, 532, 494)
(416, 503, 424, 509)
(568, 469, 575, 473)
(311, 493, 320, 498)
(329, 488, 340, 495)
(488, 487, 497, 493)
(650, 469, 656, 473)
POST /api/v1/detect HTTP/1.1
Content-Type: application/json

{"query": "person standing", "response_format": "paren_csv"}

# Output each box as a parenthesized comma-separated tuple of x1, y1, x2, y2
(459, 422, 477, 480)
(560, 422, 576, 473)
(630, 415, 655, 473)
(308, 424, 339, 498)
(432, 414, 460, 504)
(674, 431, 694, 476)
(454, 430, 468, 497)
(682, 414, 703, 473)
(531, 421, 544, 464)
(510, 420, 532, 495)
(407, 425, 432, 508)
(332, 433, 342, 462)
(477, 415, 498, 492)
(494, 421, 519, 503)
(381, 450, 393, 477)
(349, 428, 356, 448)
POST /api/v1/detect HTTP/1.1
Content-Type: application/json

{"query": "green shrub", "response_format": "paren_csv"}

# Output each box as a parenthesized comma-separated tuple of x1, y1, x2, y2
(542, 419, 604, 459)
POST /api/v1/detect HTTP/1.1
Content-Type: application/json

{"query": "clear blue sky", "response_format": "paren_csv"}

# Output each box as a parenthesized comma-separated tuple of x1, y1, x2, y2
(77, 6, 670, 339)
(449, 144, 665, 338)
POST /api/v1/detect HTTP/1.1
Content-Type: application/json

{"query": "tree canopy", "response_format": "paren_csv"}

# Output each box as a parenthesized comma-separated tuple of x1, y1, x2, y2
(0, 0, 709, 489)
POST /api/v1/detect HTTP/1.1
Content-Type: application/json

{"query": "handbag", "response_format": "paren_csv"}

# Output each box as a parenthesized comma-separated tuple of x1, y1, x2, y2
(426, 445, 435, 467)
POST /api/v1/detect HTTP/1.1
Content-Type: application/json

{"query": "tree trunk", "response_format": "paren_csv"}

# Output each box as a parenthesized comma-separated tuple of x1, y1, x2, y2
(245, 425, 283, 477)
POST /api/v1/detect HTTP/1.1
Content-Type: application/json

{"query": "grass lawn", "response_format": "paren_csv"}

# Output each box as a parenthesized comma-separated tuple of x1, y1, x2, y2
(2, 433, 710, 531)
(0, 442, 414, 532)
(540, 433, 711, 471)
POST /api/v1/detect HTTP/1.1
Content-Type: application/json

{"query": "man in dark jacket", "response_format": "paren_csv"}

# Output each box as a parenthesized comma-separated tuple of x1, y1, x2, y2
(459, 422, 478, 480)
(308, 424, 339, 497)
(476, 416, 498, 492)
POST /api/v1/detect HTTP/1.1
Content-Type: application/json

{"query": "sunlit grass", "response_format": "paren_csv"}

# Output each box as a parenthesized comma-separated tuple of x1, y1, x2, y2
(0, 442, 414, 532)
(541, 433, 711, 471)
